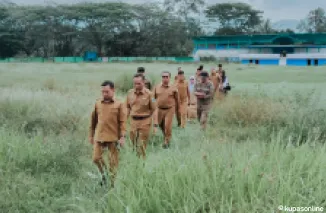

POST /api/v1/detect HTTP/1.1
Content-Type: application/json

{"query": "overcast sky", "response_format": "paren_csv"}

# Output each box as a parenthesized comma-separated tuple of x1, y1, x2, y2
(9, 0, 326, 21)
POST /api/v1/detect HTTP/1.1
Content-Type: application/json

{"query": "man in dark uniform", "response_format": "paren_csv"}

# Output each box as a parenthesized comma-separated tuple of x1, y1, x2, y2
(194, 71, 214, 130)
(137, 67, 152, 90)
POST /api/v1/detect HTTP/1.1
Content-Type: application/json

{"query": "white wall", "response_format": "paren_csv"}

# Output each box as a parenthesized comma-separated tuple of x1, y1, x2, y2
(239, 54, 280, 59)
(194, 49, 249, 59)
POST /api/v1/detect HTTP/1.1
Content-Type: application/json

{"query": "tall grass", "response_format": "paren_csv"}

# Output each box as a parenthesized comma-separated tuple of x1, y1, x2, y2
(1, 63, 326, 212)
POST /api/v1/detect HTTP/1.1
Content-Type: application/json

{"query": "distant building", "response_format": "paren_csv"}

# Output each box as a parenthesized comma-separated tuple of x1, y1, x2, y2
(193, 33, 326, 66)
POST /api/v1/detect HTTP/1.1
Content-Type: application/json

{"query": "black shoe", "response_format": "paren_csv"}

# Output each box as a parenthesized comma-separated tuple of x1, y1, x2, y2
(162, 143, 170, 149)
(99, 176, 107, 187)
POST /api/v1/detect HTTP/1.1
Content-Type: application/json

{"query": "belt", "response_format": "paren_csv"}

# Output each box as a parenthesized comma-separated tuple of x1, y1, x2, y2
(131, 115, 151, 120)
(158, 107, 172, 110)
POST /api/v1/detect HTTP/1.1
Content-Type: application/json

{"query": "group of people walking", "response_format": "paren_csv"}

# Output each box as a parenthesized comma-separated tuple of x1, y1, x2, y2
(88, 64, 230, 188)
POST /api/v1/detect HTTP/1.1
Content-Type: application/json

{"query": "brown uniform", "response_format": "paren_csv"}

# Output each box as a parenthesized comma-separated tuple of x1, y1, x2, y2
(89, 98, 126, 186)
(194, 81, 214, 129)
(187, 87, 197, 120)
(126, 88, 156, 159)
(175, 79, 189, 128)
(144, 78, 152, 90)
(153, 83, 179, 145)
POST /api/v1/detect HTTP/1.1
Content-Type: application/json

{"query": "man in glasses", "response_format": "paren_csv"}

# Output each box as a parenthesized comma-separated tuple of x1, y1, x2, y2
(153, 71, 180, 148)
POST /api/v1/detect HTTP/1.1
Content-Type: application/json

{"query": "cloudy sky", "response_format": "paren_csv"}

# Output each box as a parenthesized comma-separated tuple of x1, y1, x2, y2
(9, 0, 326, 21)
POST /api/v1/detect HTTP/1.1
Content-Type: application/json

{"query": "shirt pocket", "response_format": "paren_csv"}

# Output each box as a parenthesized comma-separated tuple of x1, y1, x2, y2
(110, 107, 119, 114)
(141, 97, 149, 106)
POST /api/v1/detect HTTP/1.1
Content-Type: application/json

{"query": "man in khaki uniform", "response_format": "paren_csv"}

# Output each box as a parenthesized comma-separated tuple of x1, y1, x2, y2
(194, 71, 214, 130)
(187, 76, 197, 121)
(137, 67, 151, 90)
(89, 80, 126, 188)
(195, 65, 204, 83)
(153, 71, 180, 148)
(175, 70, 190, 128)
(126, 74, 156, 159)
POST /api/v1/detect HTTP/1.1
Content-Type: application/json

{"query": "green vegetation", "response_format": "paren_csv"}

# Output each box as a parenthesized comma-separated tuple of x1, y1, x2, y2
(1, 63, 326, 212)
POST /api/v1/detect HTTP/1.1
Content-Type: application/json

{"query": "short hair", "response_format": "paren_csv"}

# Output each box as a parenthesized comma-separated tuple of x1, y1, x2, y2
(162, 71, 171, 77)
(199, 65, 204, 70)
(101, 80, 114, 89)
(137, 67, 145, 73)
(134, 73, 145, 80)
(218, 64, 222, 68)
(178, 70, 184, 75)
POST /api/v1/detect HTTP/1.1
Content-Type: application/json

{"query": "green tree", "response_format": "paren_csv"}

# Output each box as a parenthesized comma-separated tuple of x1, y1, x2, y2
(297, 7, 326, 33)
(206, 2, 263, 35)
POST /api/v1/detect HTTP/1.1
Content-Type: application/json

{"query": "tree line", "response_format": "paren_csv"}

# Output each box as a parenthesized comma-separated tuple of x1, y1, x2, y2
(0, 1, 325, 58)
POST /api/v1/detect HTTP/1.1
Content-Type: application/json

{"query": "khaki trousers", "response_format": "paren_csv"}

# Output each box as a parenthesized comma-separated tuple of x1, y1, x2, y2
(92, 141, 119, 187)
(129, 116, 152, 159)
(157, 106, 175, 144)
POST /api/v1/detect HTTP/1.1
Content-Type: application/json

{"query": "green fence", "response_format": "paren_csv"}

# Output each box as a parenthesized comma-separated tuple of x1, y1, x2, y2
(0, 56, 194, 63)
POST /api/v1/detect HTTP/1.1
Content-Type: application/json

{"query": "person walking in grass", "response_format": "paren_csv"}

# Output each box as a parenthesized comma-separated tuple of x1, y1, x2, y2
(194, 71, 215, 130)
(89, 80, 126, 188)
(187, 76, 197, 121)
(153, 71, 180, 148)
(126, 74, 156, 159)
(137, 67, 152, 90)
(175, 70, 190, 128)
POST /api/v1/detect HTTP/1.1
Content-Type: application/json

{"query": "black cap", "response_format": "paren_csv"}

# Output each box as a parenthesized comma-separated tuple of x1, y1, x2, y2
(218, 64, 222, 67)
(137, 67, 145, 73)
(178, 70, 184, 75)
(200, 71, 209, 77)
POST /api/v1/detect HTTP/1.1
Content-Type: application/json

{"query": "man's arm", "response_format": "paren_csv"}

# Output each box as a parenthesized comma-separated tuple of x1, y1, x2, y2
(118, 102, 127, 139)
(174, 88, 180, 112)
(125, 93, 131, 118)
(204, 83, 215, 99)
(88, 103, 98, 144)
(187, 82, 190, 105)
(149, 92, 156, 115)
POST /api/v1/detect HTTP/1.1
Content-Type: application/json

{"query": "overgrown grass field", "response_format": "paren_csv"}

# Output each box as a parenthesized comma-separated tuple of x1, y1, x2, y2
(1, 63, 326, 213)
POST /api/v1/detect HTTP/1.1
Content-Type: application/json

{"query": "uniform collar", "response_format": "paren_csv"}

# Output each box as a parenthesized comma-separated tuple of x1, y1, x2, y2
(161, 83, 171, 88)
(101, 98, 115, 103)
(134, 88, 145, 95)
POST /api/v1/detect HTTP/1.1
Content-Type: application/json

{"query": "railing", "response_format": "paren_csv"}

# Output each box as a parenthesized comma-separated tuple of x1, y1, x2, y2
(0, 57, 195, 63)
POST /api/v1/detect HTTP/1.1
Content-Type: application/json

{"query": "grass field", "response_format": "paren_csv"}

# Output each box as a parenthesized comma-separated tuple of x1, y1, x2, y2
(1, 63, 326, 213)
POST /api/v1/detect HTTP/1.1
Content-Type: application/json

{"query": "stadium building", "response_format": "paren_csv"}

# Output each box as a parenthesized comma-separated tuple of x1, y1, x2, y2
(193, 33, 326, 66)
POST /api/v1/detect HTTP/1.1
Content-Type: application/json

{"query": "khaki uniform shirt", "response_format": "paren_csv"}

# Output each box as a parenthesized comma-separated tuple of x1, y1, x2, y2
(144, 79, 151, 90)
(176, 79, 189, 103)
(194, 81, 215, 105)
(126, 88, 156, 117)
(89, 98, 126, 142)
(153, 83, 179, 109)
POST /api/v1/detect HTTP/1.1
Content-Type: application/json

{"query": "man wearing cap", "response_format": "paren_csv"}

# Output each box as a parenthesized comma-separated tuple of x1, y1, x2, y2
(175, 70, 190, 128)
(194, 71, 215, 130)
(137, 67, 152, 90)
(153, 71, 180, 148)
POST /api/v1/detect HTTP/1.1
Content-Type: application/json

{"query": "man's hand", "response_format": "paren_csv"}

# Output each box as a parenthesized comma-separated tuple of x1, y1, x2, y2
(153, 125, 158, 135)
(119, 137, 125, 147)
(195, 92, 205, 98)
(89, 137, 94, 145)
